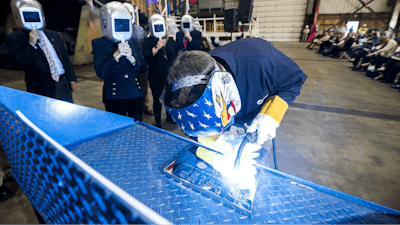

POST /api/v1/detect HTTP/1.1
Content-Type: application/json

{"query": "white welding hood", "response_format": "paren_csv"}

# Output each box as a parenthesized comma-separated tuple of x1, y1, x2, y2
(148, 14, 166, 39)
(100, 1, 133, 43)
(181, 14, 194, 33)
(123, 2, 135, 25)
(10, 0, 45, 30)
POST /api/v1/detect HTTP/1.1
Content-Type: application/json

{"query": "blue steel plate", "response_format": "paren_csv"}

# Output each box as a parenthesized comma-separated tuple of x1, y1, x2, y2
(71, 123, 400, 224)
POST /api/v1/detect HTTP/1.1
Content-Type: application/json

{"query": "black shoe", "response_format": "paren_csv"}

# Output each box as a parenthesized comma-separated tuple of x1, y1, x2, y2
(349, 66, 357, 69)
(0, 186, 11, 202)
(379, 79, 390, 83)
(390, 84, 400, 89)
(143, 109, 154, 116)
(351, 67, 360, 71)
(358, 67, 366, 72)
(155, 123, 162, 129)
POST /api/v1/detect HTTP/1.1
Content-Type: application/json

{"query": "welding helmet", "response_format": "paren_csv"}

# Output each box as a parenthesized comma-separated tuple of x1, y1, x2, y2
(123, 2, 135, 24)
(160, 60, 242, 137)
(100, 1, 133, 43)
(148, 14, 166, 39)
(181, 14, 194, 33)
(10, 0, 45, 30)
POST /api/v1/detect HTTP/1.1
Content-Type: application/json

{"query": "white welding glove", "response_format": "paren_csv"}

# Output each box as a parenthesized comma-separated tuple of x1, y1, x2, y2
(246, 114, 279, 145)
(118, 41, 136, 64)
(211, 134, 261, 186)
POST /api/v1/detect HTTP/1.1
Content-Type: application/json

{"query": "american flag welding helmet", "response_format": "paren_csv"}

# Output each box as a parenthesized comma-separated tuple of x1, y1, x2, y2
(160, 65, 242, 137)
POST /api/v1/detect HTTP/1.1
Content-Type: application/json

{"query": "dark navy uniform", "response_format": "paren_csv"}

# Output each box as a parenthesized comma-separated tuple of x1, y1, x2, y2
(209, 38, 308, 125)
(92, 37, 147, 120)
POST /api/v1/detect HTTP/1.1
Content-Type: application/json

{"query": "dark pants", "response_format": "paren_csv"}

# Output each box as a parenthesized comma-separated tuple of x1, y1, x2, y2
(148, 78, 172, 125)
(353, 50, 368, 66)
(54, 75, 73, 103)
(137, 71, 150, 111)
(331, 46, 349, 57)
(361, 55, 388, 68)
(104, 97, 144, 121)
(318, 41, 333, 52)
(383, 58, 400, 82)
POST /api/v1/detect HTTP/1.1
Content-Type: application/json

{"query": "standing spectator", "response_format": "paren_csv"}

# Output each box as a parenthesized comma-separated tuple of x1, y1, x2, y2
(176, 14, 202, 51)
(92, 2, 147, 121)
(142, 14, 179, 128)
(5, 0, 77, 103)
(123, 3, 153, 116)
(307, 23, 318, 43)
(302, 25, 310, 42)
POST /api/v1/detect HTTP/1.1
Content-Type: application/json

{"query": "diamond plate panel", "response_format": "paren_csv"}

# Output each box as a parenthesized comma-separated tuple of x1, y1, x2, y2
(0, 104, 156, 224)
(71, 124, 400, 224)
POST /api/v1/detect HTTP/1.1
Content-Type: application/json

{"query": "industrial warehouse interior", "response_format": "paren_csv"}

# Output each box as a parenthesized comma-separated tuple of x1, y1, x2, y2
(1, 0, 400, 224)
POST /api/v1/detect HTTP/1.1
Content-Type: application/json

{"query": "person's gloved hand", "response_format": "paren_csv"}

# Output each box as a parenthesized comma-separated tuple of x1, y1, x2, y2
(118, 41, 136, 64)
(29, 29, 40, 47)
(184, 31, 192, 41)
(211, 134, 261, 185)
(246, 114, 279, 145)
(156, 38, 167, 49)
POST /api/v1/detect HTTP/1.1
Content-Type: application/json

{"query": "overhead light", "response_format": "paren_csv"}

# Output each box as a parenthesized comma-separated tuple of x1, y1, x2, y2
(354, 15, 357, 17)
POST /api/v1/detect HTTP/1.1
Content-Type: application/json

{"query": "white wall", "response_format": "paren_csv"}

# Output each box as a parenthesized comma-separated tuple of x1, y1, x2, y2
(318, 0, 391, 14)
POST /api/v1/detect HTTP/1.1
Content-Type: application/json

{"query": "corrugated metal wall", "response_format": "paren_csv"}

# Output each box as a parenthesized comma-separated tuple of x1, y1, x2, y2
(252, 0, 308, 42)
(319, 0, 391, 14)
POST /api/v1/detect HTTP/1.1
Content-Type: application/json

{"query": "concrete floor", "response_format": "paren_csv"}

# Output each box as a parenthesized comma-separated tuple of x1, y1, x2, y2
(1, 41, 400, 223)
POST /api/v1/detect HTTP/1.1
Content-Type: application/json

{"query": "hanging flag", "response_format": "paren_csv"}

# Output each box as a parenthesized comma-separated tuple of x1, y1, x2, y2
(189, 0, 197, 3)
(147, 0, 158, 5)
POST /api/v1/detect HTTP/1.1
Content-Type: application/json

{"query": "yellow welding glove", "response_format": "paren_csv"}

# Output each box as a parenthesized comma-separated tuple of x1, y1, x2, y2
(246, 95, 289, 145)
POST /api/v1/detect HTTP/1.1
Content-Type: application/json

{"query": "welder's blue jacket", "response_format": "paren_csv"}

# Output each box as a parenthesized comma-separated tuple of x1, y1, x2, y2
(209, 38, 307, 125)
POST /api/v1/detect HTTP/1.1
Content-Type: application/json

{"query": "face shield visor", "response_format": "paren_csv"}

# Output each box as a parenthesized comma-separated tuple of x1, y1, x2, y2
(100, 1, 133, 43)
(160, 61, 242, 137)
(148, 14, 166, 39)
(123, 2, 135, 24)
(10, 0, 45, 30)
(181, 14, 194, 33)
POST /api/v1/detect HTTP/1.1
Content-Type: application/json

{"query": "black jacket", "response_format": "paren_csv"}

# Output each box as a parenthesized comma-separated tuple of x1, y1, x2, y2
(92, 37, 147, 102)
(5, 28, 77, 98)
(142, 36, 179, 84)
(176, 30, 202, 51)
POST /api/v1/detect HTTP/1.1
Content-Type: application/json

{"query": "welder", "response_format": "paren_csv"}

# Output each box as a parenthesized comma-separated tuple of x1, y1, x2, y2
(160, 38, 307, 181)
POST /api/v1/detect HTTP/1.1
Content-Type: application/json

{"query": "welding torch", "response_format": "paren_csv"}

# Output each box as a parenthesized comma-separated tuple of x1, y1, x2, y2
(233, 131, 258, 171)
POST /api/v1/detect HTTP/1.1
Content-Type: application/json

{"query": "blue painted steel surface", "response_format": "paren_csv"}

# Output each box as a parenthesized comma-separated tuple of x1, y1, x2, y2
(0, 86, 135, 148)
(71, 123, 400, 224)
(0, 103, 166, 224)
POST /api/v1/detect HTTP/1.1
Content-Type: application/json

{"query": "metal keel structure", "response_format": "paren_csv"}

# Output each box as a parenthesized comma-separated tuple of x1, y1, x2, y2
(1, 86, 400, 223)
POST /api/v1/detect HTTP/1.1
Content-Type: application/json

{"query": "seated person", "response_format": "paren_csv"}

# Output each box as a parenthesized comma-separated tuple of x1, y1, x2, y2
(351, 38, 385, 69)
(358, 37, 399, 71)
(318, 32, 338, 53)
(307, 31, 326, 49)
(326, 33, 355, 58)
(349, 32, 379, 57)
(374, 50, 400, 83)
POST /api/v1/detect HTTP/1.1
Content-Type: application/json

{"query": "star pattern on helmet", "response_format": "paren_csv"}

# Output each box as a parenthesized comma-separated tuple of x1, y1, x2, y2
(189, 121, 195, 130)
(193, 103, 199, 107)
(205, 99, 213, 107)
(207, 85, 212, 90)
(203, 111, 212, 120)
(178, 111, 182, 120)
(199, 121, 209, 128)
(181, 123, 185, 130)
(215, 122, 222, 127)
(186, 110, 197, 118)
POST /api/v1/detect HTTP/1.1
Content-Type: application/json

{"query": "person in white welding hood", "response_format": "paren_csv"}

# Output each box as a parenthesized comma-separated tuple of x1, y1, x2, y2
(160, 38, 307, 180)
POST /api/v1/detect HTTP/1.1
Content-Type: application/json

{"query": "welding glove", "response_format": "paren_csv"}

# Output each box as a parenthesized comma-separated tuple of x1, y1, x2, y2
(246, 95, 289, 145)
(118, 41, 136, 65)
(196, 134, 260, 186)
